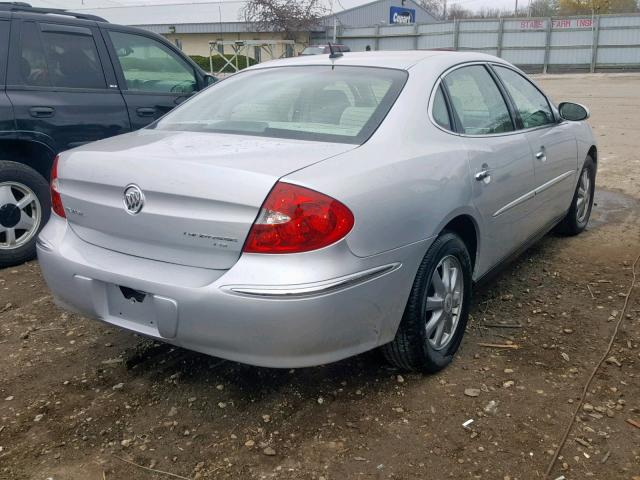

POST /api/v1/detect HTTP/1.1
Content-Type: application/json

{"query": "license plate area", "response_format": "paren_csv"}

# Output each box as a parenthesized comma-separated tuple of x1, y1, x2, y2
(107, 284, 157, 328)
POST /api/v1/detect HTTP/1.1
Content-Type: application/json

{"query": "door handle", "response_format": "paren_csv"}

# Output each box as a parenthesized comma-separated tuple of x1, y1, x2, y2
(535, 146, 546, 161)
(136, 107, 157, 117)
(475, 170, 491, 181)
(29, 106, 54, 118)
(475, 163, 492, 182)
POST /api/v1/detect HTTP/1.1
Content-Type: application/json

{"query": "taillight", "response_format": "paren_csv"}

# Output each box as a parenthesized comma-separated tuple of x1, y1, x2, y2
(50, 155, 65, 218)
(243, 182, 354, 254)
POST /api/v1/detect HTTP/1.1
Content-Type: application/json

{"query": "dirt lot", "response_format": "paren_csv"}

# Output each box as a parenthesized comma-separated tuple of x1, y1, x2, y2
(1, 73, 639, 480)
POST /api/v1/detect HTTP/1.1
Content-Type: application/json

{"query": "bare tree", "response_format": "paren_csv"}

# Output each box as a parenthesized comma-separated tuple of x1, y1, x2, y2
(446, 3, 472, 19)
(474, 6, 506, 17)
(242, 0, 328, 40)
(417, 0, 444, 19)
(528, 0, 559, 16)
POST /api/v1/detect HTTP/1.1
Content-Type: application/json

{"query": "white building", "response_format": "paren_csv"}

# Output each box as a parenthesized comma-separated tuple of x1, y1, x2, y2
(30, 0, 436, 58)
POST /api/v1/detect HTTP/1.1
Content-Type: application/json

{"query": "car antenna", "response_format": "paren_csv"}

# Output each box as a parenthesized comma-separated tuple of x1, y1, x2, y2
(328, 42, 343, 60)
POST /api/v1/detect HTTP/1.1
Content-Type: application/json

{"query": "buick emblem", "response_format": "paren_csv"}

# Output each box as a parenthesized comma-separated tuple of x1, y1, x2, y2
(123, 184, 145, 215)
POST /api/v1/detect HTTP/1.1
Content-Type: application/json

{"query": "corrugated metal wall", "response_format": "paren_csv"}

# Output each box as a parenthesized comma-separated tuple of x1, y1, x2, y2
(334, 14, 640, 72)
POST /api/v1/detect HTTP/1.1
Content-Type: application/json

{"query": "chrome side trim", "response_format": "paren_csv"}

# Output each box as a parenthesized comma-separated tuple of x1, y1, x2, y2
(493, 170, 575, 217)
(222, 263, 401, 299)
(492, 191, 535, 217)
(534, 170, 574, 195)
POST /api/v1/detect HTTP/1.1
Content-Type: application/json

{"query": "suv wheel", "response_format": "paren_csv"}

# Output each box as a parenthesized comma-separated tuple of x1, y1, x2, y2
(382, 232, 473, 373)
(0, 161, 51, 267)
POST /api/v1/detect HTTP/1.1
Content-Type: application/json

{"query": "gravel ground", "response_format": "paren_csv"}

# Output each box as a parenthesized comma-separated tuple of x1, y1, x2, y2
(1, 73, 639, 480)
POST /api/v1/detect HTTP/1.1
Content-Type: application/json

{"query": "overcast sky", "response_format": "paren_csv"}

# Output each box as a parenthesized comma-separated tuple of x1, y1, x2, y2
(31, 0, 521, 15)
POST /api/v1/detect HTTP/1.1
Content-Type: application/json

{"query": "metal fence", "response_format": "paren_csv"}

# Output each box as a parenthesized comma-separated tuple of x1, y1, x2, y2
(316, 14, 640, 72)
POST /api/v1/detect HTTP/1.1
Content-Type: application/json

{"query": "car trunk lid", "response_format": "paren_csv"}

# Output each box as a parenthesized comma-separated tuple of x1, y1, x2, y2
(58, 130, 355, 269)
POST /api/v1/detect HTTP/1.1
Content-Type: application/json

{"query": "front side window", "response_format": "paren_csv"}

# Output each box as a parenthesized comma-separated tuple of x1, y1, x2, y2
(19, 22, 105, 89)
(109, 31, 196, 94)
(153, 66, 408, 145)
(443, 65, 513, 135)
(494, 66, 554, 129)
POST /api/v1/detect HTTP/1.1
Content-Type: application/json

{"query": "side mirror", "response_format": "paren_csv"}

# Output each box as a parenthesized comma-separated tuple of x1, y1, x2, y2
(558, 102, 590, 121)
(203, 74, 217, 86)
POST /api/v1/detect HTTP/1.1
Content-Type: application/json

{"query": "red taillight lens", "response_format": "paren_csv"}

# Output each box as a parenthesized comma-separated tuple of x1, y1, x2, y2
(243, 182, 354, 254)
(50, 155, 65, 218)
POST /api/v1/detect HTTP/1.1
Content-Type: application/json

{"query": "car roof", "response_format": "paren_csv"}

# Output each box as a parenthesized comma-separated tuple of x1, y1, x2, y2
(251, 50, 505, 72)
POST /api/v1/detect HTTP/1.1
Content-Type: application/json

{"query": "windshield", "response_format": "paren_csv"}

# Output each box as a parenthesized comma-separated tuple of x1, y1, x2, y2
(153, 66, 408, 145)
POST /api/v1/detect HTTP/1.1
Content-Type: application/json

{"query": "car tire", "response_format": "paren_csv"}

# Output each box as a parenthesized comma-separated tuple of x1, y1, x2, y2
(555, 155, 596, 236)
(382, 232, 473, 373)
(0, 161, 51, 268)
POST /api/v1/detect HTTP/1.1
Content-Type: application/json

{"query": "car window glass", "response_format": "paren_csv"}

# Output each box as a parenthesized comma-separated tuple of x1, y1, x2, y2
(109, 31, 196, 94)
(18, 22, 49, 86)
(18, 22, 106, 89)
(494, 66, 554, 129)
(41, 30, 105, 89)
(153, 66, 407, 145)
(443, 65, 513, 135)
(432, 85, 451, 130)
(0, 21, 9, 83)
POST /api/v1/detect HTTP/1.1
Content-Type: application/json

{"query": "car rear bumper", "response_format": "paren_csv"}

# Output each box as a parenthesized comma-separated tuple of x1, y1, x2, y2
(37, 215, 430, 368)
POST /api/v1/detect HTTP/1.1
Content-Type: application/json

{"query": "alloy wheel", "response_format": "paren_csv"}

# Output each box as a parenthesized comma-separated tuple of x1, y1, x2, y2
(0, 182, 41, 250)
(425, 255, 464, 351)
(576, 168, 592, 224)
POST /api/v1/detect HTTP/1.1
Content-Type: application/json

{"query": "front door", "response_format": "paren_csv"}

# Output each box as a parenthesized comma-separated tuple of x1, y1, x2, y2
(102, 28, 200, 130)
(491, 65, 578, 227)
(442, 64, 537, 275)
(6, 19, 130, 153)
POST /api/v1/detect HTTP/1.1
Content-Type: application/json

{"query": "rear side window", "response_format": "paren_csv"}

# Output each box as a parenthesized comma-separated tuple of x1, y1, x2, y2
(109, 31, 197, 94)
(0, 21, 9, 84)
(443, 65, 514, 135)
(493, 66, 554, 129)
(432, 85, 451, 130)
(18, 22, 106, 89)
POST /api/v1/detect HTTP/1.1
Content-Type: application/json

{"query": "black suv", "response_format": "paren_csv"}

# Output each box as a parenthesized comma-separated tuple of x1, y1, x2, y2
(0, 3, 216, 266)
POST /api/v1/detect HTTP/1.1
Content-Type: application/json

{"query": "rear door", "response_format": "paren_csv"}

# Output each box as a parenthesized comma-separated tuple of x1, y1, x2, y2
(102, 28, 201, 130)
(6, 18, 130, 152)
(440, 64, 537, 274)
(492, 65, 577, 225)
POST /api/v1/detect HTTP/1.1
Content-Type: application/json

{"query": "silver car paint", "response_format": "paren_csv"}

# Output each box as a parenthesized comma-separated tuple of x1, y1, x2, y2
(57, 130, 356, 269)
(37, 51, 596, 367)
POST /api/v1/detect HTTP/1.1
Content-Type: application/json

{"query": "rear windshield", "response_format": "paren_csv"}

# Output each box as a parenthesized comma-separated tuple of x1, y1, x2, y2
(152, 66, 408, 145)
(301, 47, 326, 55)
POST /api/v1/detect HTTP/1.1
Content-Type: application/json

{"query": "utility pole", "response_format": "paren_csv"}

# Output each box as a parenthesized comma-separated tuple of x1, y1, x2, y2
(333, 16, 337, 42)
(443, 0, 447, 20)
(514, 0, 518, 15)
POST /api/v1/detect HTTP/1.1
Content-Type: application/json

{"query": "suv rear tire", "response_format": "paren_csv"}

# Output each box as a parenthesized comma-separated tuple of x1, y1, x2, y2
(382, 232, 472, 373)
(0, 161, 51, 268)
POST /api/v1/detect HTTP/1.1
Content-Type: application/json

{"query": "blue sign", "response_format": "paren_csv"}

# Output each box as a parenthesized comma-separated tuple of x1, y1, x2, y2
(390, 6, 415, 24)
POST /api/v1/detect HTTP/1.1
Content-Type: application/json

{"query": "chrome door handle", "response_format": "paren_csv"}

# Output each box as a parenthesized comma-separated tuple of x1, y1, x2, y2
(536, 146, 546, 161)
(475, 169, 491, 181)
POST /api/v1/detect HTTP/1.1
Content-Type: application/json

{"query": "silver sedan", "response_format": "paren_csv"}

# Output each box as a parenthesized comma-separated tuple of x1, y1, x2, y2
(37, 51, 596, 372)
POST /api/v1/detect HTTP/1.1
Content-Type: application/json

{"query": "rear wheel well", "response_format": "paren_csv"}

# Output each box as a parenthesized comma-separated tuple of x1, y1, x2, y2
(588, 145, 597, 164)
(443, 215, 478, 273)
(0, 140, 56, 181)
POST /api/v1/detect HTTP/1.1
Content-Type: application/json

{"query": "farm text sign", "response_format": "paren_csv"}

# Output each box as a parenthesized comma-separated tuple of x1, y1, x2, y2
(519, 18, 594, 29)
